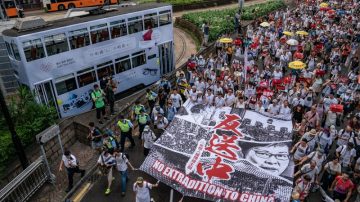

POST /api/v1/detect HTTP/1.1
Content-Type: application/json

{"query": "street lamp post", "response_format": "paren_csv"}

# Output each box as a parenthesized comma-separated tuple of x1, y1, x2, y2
(0, 90, 29, 169)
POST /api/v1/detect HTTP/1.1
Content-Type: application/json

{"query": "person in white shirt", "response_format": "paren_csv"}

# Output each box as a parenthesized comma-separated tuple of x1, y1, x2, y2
(213, 81, 224, 96)
(291, 139, 310, 163)
(279, 100, 291, 116)
(114, 150, 135, 196)
(337, 126, 354, 147)
(133, 177, 159, 202)
(273, 68, 283, 80)
(189, 86, 198, 103)
(169, 89, 182, 110)
(214, 93, 225, 108)
(323, 93, 338, 112)
(224, 89, 236, 107)
(142, 125, 157, 156)
(294, 161, 320, 183)
(59, 150, 85, 192)
(204, 88, 214, 106)
(97, 150, 116, 195)
(322, 157, 342, 190)
(291, 93, 305, 107)
(154, 113, 169, 131)
(298, 149, 326, 171)
(336, 142, 357, 171)
(268, 99, 280, 115)
(235, 96, 246, 108)
(195, 77, 206, 93)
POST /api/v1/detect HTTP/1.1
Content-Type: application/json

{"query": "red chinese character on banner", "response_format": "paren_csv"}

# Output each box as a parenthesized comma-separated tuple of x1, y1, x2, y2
(196, 157, 234, 181)
(205, 134, 240, 161)
(214, 114, 243, 137)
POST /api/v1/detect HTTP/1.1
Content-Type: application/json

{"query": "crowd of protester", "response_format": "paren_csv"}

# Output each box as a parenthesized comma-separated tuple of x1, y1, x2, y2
(59, 0, 360, 201)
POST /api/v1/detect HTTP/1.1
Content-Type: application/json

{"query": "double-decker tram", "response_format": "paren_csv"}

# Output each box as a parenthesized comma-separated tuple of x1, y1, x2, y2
(2, 3, 174, 118)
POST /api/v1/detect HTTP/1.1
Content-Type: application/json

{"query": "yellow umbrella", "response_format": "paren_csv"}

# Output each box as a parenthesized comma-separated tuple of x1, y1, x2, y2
(283, 31, 293, 36)
(289, 61, 306, 70)
(260, 22, 270, 27)
(319, 2, 329, 7)
(296, 30, 309, 36)
(219, 38, 233, 43)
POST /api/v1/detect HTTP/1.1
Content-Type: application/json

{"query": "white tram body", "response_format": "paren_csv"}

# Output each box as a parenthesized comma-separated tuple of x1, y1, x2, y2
(2, 3, 174, 118)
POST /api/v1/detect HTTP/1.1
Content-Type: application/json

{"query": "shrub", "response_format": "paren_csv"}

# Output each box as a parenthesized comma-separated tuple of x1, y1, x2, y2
(182, 0, 286, 41)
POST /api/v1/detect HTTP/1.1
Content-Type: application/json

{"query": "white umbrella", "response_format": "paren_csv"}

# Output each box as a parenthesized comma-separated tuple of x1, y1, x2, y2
(286, 39, 299, 46)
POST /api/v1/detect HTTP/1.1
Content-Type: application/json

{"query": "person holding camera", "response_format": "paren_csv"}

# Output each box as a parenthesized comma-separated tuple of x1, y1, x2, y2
(59, 150, 85, 192)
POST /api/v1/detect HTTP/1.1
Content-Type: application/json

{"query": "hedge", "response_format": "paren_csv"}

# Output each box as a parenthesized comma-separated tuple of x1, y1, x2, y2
(182, 0, 286, 41)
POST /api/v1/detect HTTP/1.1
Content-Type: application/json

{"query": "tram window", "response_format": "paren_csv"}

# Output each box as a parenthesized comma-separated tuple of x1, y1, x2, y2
(147, 54, 156, 60)
(77, 70, 97, 87)
(115, 56, 131, 73)
(4, 1, 15, 8)
(144, 13, 159, 29)
(55, 74, 77, 95)
(128, 16, 143, 34)
(159, 11, 171, 26)
(44, 33, 69, 56)
(5, 42, 13, 57)
(69, 28, 90, 49)
(97, 61, 114, 80)
(131, 51, 146, 68)
(22, 39, 45, 62)
(110, 20, 127, 39)
(10, 43, 20, 60)
(90, 24, 109, 44)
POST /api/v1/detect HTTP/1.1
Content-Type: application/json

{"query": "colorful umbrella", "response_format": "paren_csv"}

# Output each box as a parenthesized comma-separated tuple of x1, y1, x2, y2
(294, 52, 304, 60)
(283, 31, 293, 36)
(219, 38, 233, 43)
(260, 22, 270, 27)
(296, 31, 309, 36)
(286, 39, 299, 46)
(319, 2, 329, 7)
(289, 61, 306, 69)
(327, 9, 336, 15)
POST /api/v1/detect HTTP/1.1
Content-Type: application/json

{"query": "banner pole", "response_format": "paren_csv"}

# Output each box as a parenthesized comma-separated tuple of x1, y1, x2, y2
(170, 189, 174, 202)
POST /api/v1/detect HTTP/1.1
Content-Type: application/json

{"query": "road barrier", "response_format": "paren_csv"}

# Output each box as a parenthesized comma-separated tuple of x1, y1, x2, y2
(0, 157, 53, 202)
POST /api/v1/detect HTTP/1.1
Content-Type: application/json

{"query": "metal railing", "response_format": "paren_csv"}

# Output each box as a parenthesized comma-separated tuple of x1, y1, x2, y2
(0, 157, 51, 202)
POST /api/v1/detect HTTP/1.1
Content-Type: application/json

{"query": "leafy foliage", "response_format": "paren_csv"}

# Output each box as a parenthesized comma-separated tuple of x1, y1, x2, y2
(137, 0, 203, 5)
(182, 0, 286, 41)
(0, 86, 57, 176)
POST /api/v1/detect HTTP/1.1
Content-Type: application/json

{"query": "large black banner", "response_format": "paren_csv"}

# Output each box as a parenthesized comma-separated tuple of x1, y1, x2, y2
(140, 101, 294, 202)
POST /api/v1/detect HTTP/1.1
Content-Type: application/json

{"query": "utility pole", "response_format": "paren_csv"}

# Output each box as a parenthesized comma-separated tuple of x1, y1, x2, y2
(0, 89, 29, 169)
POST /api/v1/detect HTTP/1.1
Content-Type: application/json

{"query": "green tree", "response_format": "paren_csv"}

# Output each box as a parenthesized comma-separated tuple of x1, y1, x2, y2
(9, 86, 58, 145)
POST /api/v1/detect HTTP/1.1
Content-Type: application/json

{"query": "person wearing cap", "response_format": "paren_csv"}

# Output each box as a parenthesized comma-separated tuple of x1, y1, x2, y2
(102, 133, 117, 154)
(97, 150, 116, 195)
(59, 150, 85, 192)
(133, 177, 159, 202)
(154, 113, 168, 132)
(302, 129, 318, 152)
(113, 150, 135, 197)
(142, 125, 157, 156)
(169, 88, 182, 111)
(159, 76, 171, 94)
(91, 84, 109, 125)
(151, 104, 164, 121)
(117, 115, 135, 152)
(137, 109, 151, 139)
(145, 89, 157, 115)
(322, 157, 342, 190)
(336, 142, 356, 172)
(132, 101, 146, 121)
